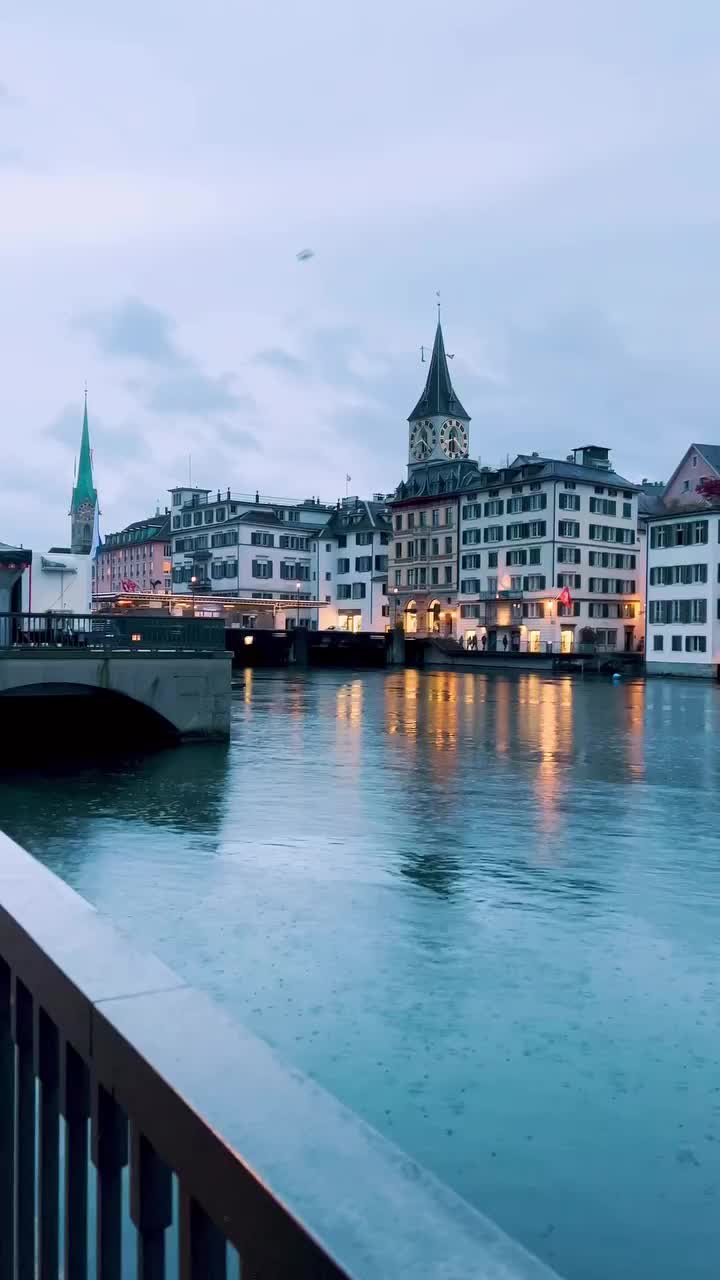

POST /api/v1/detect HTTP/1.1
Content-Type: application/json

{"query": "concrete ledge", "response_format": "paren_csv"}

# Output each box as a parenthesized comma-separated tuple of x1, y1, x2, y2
(646, 660, 717, 679)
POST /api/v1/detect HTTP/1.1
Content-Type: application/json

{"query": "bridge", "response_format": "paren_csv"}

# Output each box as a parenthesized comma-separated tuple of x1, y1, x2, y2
(0, 613, 231, 752)
(0, 828, 562, 1279)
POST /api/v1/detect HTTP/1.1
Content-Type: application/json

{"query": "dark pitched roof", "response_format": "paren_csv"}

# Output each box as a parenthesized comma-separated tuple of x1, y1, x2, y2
(392, 459, 482, 502)
(237, 510, 285, 527)
(320, 499, 391, 537)
(492, 454, 638, 491)
(408, 322, 469, 422)
(102, 514, 170, 547)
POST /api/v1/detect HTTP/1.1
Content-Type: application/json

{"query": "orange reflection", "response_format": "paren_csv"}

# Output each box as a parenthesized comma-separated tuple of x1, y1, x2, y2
(534, 679, 574, 842)
(625, 680, 645, 780)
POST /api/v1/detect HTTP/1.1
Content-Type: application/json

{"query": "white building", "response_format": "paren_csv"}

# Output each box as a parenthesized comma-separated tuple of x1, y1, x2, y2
(169, 487, 334, 626)
(22, 549, 94, 615)
(644, 444, 720, 677)
(456, 446, 642, 654)
(316, 498, 391, 632)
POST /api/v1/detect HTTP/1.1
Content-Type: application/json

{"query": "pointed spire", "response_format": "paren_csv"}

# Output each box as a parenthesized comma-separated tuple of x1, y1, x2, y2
(71, 392, 98, 513)
(408, 321, 469, 422)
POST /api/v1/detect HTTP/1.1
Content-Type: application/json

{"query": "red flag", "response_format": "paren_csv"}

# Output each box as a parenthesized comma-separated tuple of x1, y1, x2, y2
(558, 587, 572, 608)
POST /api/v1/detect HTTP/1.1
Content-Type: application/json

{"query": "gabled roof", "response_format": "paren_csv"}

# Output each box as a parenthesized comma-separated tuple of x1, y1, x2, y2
(237, 510, 285, 528)
(486, 454, 638, 491)
(408, 322, 469, 422)
(320, 499, 391, 537)
(392, 458, 482, 502)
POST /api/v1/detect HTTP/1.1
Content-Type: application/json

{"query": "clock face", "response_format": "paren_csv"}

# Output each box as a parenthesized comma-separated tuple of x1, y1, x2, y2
(409, 419, 436, 461)
(439, 419, 468, 459)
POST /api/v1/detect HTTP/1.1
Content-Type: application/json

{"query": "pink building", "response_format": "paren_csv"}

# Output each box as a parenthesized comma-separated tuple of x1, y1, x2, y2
(94, 512, 172, 598)
(663, 444, 720, 507)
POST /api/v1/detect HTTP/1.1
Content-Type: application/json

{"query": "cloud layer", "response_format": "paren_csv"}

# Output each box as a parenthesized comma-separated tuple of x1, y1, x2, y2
(2, 0, 720, 546)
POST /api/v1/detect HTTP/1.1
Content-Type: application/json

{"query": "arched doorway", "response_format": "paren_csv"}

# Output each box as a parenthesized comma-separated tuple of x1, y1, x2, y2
(426, 600, 441, 634)
(404, 600, 417, 634)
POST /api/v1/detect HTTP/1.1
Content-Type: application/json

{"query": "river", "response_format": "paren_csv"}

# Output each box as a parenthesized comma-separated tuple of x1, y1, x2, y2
(1, 668, 718, 1279)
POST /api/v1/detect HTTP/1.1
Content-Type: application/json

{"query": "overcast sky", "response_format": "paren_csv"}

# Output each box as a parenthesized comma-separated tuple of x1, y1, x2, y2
(2, 0, 719, 547)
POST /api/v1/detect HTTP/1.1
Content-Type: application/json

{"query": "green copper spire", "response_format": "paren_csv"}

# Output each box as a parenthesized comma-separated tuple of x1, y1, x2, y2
(408, 321, 469, 422)
(71, 392, 97, 513)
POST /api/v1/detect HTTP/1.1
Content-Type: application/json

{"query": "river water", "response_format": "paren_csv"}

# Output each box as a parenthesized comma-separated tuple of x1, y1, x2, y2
(1, 668, 718, 1279)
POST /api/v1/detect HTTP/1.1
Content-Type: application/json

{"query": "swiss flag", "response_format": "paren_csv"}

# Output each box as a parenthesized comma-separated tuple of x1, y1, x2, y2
(558, 587, 572, 608)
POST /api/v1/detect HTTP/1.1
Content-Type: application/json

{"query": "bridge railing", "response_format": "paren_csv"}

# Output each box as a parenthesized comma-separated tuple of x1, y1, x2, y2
(0, 612, 226, 653)
(0, 830, 562, 1280)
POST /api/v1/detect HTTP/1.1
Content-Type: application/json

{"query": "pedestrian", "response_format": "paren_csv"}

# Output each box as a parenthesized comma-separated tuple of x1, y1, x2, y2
(502, 634, 508, 652)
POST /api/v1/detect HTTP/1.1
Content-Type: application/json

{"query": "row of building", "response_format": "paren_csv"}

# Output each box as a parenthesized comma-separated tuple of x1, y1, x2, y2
(17, 323, 720, 678)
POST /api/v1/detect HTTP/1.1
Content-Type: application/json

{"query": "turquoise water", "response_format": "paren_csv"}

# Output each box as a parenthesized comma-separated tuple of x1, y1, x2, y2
(1, 669, 719, 1278)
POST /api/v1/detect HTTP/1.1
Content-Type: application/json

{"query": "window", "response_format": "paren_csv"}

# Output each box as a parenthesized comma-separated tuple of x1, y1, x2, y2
(380, 532, 390, 545)
(622, 502, 632, 518)
(506, 496, 522, 514)
(483, 500, 504, 517)
(431, 537, 439, 555)
(352, 582, 366, 599)
(172, 515, 181, 530)
(172, 493, 182, 507)
(394, 570, 401, 586)
(590, 498, 617, 515)
(431, 567, 439, 585)
(395, 542, 402, 559)
(337, 534, 347, 548)
(418, 512, 427, 528)
(374, 555, 388, 572)
(462, 554, 482, 569)
(524, 575, 546, 591)
(557, 573, 581, 589)
(511, 484, 523, 494)
(460, 604, 480, 619)
(204, 510, 214, 524)
(488, 551, 498, 567)
(356, 531, 373, 546)
(355, 556, 372, 572)
(337, 558, 350, 574)
(445, 508, 453, 525)
(251, 531, 274, 547)
(650, 520, 708, 548)
(653, 635, 664, 651)
(558, 520, 580, 538)
(509, 576, 523, 591)
(559, 493, 580, 510)
(649, 599, 707, 624)
(444, 536, 453, 554)
(482, 526, 502, 543)
(432, 509, 440, 527)
(692, 454, 697, 467)
(506, 549, 527, 566)
(395, 514, 402, 530)
(671, 634, 682, 651)
(251, 559, 272, 579)
(461, 578, 481, 594)
(182, 513, 192, 528)
(650, 564, 707, 585)
(563, 481, 576, 490)
(529, 547, 541, 565)
(558, 546, 581, 564)
(685, 636, 707, 653)
(590, 524, 635, 544)
(325, 571, 331, 581)
(444, 566, 452, 584)
(408, 513, 415, 530)
(523, 601, 545, 619)
(337, 584, 352, 600)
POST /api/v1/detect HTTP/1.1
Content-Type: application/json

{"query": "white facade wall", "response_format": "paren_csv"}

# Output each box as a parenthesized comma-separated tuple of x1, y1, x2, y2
(457, 472, 641, 652)
(316, 529, 390, 631)
(645, 512, 719, 676)
(23, 551, 93, 615)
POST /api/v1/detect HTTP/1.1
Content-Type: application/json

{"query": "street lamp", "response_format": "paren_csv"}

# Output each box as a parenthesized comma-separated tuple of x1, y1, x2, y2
(295, 581, 301, 629)
(190, 574, 198, 618)
(392, 586, 399, 627)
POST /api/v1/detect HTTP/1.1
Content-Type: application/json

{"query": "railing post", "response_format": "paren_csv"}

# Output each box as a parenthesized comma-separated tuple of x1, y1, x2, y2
(130, 1130, 172, 1280)
(92, 1083, 128, 1280)
(62, 1042, 90, 1280)
(34, 1008, 60, 1280)
(12, 979, 35, 1280)
(179, 1189, 227, 1280)
(0, 960, 14, 1280)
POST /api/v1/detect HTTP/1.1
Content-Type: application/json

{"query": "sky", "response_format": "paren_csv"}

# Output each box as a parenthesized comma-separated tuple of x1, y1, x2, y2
(2, 0, 720, 548)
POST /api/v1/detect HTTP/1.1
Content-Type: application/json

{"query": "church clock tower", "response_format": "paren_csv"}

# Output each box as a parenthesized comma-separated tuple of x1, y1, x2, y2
(70, 394, 98, 555)
(407, 321, 471, 471)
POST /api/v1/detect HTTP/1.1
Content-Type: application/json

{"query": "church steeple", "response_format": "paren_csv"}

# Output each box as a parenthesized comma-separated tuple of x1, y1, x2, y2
(70, 393, 98, 555)
(408, 321, 469, 423)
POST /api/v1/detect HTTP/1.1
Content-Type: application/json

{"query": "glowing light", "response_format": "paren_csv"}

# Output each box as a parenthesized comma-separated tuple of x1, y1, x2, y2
(243, 635, 254, 646)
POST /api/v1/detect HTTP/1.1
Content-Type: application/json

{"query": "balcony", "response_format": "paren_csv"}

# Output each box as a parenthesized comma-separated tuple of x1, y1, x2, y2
(0, 832, 561, 1279)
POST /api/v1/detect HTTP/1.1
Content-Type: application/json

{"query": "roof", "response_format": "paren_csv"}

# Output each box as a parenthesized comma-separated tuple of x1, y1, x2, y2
(101, 514, 170, 548)
(644, 502, 720, 523)
(693, 444, 720, 472)
(0, 542, 32, 567)
(70, 396, 97, 512)
(391, 459, 483, 503)
(408, 322, 469, 422)
(320, 499, 391, 537)
(237, 510, 286, 528)
(487, 454, 639, 491)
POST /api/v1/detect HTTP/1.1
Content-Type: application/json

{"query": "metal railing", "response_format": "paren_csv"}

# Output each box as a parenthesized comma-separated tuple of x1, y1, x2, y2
(0, 830, 561, 1280)
(0, 612, 226, 654)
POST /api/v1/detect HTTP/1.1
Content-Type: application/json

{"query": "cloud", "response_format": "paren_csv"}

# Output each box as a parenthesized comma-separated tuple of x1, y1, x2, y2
(79, 299, 185, 367)
(79, 298, 256, 419)
(255, 348, 308, 378)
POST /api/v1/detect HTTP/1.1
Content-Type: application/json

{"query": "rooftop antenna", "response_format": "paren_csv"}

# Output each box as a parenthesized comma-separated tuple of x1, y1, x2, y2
(345, 473, 351, 498)
(188, 454, 192, 486)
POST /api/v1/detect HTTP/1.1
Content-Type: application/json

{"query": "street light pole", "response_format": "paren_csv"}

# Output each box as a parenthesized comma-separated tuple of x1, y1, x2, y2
(295, 581, 301, 629)
(392, 586, 399, 627)
(190, 574, 198, 619)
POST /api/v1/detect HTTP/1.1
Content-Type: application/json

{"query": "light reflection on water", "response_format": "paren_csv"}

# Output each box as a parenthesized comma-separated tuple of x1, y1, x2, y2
(1, 668, 719, 1280)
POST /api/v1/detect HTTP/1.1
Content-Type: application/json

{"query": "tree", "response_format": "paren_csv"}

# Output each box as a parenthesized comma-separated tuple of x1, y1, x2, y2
(696, 477, 720, 500)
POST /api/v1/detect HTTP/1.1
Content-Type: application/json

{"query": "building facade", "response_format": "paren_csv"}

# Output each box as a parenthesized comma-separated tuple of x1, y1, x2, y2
(316, 498, 391, 631)
(389, 321, 482, 635)
(94, 513, 172, 598)
(168, 487, 334, 625)
(456, 447, 641, 653)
